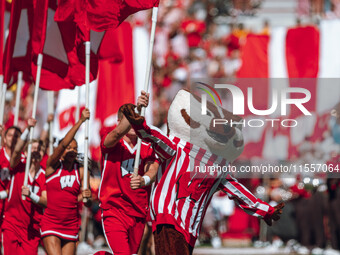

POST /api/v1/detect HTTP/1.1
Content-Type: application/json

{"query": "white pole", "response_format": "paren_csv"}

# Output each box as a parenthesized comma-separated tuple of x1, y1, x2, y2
(47, 91, 54, 155)
(83, 41, 90, 198)
(75, 86, 81, 122)
(0, 75, 5, 145)
(14, 71, 23, 126)
(133, 7, 158, 175)
(23, 53, 43, 200)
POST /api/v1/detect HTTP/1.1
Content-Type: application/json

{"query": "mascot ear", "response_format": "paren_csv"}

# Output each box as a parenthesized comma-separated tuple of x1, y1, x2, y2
(121, 104, 145, 125)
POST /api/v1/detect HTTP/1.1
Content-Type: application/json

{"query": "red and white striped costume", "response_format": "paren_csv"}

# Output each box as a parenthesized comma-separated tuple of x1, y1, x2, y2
(132, 121, 275, 247)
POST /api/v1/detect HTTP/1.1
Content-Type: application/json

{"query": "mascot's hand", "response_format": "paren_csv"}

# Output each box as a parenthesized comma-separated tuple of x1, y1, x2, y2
(121, 103, 145, 126)
(264, 202, 284, 226)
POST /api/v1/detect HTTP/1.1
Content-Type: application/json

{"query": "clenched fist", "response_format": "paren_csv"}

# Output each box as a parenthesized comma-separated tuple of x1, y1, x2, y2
(121, 104, 145, 126)
(264, 202, 284, 226)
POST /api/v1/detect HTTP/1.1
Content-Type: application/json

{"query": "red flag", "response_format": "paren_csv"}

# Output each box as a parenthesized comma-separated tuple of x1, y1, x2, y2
(96, 22, 135, 125)
(78, 0, 159, 32)
(3, 0, 105, 90)
(0, 0, 5, 75)
(285, 26, 319, 118)
(31, 0, 48, 56)
(2, 0, 26, 85)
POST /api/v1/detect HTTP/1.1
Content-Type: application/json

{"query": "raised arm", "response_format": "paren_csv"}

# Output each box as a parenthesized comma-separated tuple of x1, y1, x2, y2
(10, 118, 37, 168)
(121, 104, 177, 161)
(103, 116, 131, 148)
(45, 109, 90, 176)
(219, 174, 284, 226)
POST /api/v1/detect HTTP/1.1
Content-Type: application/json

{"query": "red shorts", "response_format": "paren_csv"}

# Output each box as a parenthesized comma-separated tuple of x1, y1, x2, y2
(40, 213, 79, 241)
(102, 207, 145, 255)
(2, 223, 40, 255)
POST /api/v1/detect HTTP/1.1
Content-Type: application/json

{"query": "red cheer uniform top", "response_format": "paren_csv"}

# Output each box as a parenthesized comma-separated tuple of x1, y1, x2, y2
(2, 156, 46, 236)
(99, 137, 159, 218)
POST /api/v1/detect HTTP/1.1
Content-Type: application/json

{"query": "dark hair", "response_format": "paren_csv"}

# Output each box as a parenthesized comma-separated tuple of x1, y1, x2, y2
(4, 126, 22, 136)
(58, 138, 77, 146)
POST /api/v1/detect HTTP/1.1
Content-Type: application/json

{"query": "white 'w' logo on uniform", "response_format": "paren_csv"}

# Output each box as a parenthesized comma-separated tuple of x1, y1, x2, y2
(60, 175, 76, 189)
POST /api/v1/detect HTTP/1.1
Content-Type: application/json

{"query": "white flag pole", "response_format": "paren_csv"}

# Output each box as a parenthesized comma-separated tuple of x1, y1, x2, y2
(79, 41, 91, 244)
(47, 91, 54, 155)
(133, 7, 158, 175)
(23, 53, 43, 200)
(83, 41, 90, 200)
(14, 71, 23, 126)
(75, 86, 81, 122)
(0, 75, 5, 145)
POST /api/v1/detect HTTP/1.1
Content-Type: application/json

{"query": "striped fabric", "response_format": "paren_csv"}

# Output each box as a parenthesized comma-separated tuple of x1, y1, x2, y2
(133, 121, 275, 247)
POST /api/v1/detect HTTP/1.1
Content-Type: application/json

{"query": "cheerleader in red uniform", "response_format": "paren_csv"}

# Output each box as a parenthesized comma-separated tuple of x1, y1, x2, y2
(40, 109, 92, 255)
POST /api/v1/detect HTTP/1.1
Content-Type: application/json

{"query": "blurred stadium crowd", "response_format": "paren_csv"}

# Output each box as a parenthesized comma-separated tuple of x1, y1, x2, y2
(1, 0, 340, 255)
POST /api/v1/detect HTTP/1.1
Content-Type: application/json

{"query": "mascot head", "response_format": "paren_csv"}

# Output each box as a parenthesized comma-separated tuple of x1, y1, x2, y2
(167, 89, 244, 162)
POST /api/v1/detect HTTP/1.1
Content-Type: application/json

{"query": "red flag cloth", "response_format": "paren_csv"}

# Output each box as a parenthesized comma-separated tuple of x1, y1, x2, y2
(79, 0, 159, 32)
(96, 22, 135, 125)
(285, 26, 319, 118)
(237, 34, 270, 116)
(2, 0, 25, 85)
(0, 0, 5, 75)
(35, 3, 104, 90)
(3, 0, 106, 90)
(31, 0, 48, 56)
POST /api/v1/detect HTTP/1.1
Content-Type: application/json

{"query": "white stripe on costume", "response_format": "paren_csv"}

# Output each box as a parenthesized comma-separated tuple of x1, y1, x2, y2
(40, 230, 78, 240)
(101, 210, 113, 254)
(98, 153, 108, 202)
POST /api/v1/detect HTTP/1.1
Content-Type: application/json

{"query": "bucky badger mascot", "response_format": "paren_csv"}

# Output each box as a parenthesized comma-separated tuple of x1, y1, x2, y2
(122, 89, 284, 255)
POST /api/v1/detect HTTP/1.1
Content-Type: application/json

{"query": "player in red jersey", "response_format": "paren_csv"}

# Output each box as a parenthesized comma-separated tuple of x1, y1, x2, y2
(40, 108, 92, 255)
(0, 124, 22, 252)
(96, 92, 159, 255)
(2, 118, 47, 255)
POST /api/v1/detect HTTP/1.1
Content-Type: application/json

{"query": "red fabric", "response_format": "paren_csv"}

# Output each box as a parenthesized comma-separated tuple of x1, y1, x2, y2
(99, 136, 155, 218)
(286, 26, 319, 78)
(222, 206, 260, 239)
(286, 26, 319, 119)
(41, 164, 81, 240)
(33, 10, 99, 90)
(81, 0, 159, 32)
(3, 160, 46, 235)
(2, 226, 40, 255)
(0, 0, 5, 75)
(2, 0, 24, 85)
(102, 207, 146, 254)
(3, 0, 105, 90)
(237, 34, 269, 78)
(98, 28, 123, 63)
(96, 22, 135, 125)
(31, 0, 48, 55)
(0, 148, 11, 222)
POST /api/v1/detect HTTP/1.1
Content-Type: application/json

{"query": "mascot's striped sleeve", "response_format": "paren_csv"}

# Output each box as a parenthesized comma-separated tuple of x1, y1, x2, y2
(131, 120, 275, 247)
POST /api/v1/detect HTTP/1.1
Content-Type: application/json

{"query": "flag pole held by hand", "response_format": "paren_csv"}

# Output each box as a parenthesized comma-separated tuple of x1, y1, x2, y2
(23, 54, 43, 200)
(133, 7, 159, 176)
(83, 41, 90, 203)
